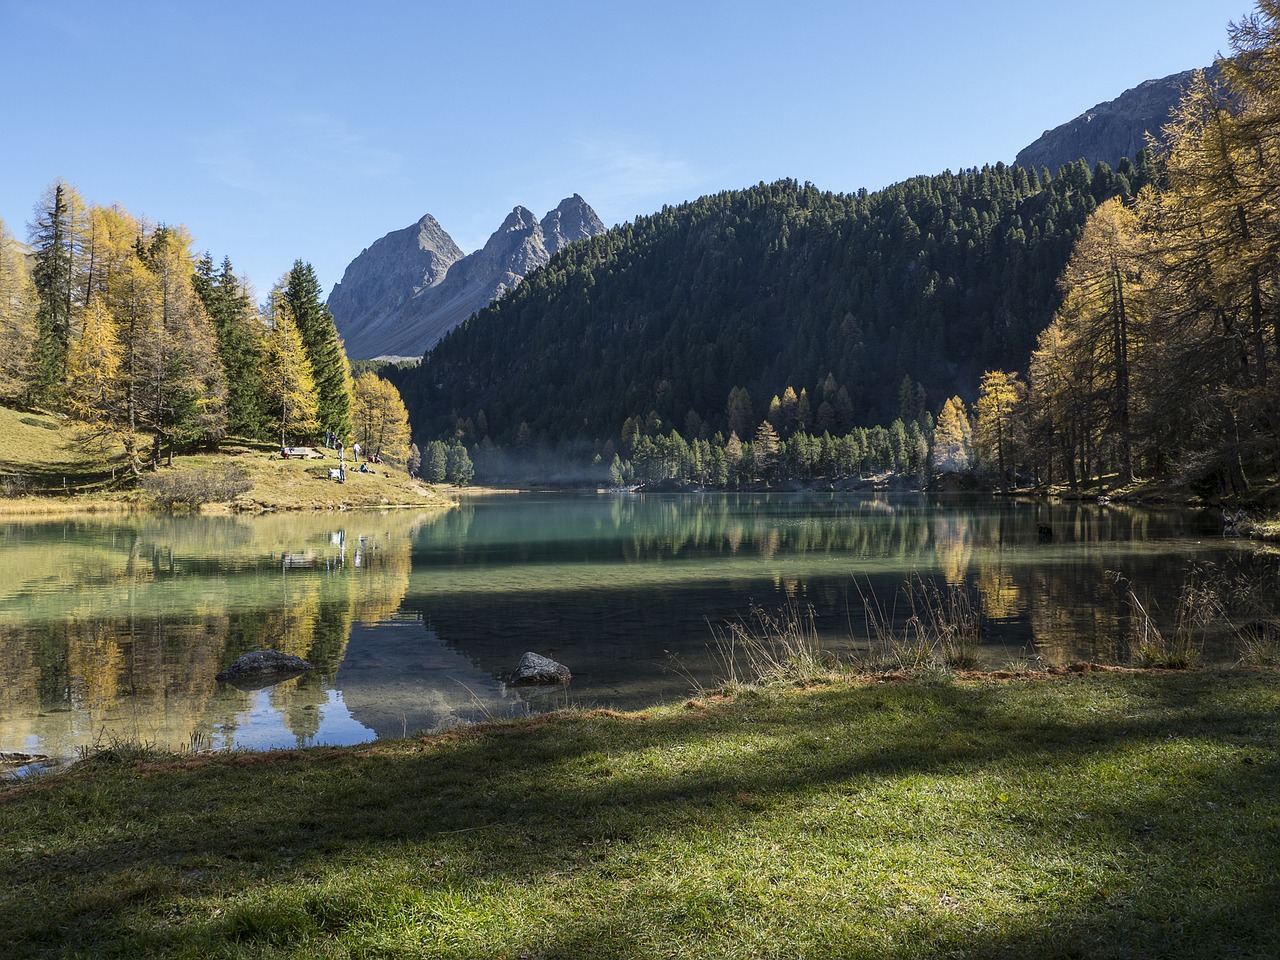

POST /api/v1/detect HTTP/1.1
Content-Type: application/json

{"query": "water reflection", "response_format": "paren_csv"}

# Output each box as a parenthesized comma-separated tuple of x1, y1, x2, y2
(0, 494, 1269, 765)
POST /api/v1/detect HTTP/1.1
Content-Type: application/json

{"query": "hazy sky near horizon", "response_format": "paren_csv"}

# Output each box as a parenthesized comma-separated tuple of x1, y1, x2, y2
(0, 0, 1249, 297)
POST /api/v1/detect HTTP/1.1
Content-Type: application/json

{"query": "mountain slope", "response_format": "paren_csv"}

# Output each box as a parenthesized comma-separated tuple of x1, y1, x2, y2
(330, 196, 605, 360)
(396, 164, 1146, 447)
(1015, 64, 1221, 174)
(326, 214, 464, 360)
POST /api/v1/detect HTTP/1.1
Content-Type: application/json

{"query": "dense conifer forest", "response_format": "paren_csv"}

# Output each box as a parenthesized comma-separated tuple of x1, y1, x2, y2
(399, 159, 1145, 447)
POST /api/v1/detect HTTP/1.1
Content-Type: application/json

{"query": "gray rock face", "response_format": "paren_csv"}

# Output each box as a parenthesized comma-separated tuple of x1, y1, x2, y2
(327, 214, 464, 360)
(329, 197, 606, 360)
(216, 650, 314, 689)
(509, 651, 571, 686)
(541, 194, 606, 255)
(1014, 63, 1222, 175)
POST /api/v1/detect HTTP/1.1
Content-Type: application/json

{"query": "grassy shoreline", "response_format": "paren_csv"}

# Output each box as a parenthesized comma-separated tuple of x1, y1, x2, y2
(0, 405, 456, 514)
(2, 669, 1277, 959)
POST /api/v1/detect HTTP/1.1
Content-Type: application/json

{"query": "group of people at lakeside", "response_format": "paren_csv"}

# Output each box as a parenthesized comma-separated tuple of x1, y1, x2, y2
(277, 438, 385, 483)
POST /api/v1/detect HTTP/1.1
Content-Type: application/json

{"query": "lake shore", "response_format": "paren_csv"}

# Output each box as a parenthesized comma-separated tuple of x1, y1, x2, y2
(2, 668, 1276, 958)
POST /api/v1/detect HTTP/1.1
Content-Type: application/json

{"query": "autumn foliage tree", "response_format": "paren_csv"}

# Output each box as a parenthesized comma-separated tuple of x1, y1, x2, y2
(0, 216, 38, 401)
(933, 397, 973, 474)
(351, 372, 411, 465)
(261, 288, 320, 449)
(973, 371, 1025, 488)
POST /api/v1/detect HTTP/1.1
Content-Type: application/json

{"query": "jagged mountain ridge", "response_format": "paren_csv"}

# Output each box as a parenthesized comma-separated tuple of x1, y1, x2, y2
(329, 195, 604, 360)
(1014, 63, 1222, 174)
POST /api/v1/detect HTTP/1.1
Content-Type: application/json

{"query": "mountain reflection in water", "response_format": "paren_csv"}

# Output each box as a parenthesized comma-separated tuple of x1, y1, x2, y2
(0, 493, 1266, 765)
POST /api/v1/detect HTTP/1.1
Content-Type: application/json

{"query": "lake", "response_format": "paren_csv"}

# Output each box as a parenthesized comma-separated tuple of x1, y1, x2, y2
(0, 492, 1266, 766)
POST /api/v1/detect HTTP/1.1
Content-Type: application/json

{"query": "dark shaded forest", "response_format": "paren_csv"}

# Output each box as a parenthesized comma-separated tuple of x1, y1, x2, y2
(397, 159, 1147, 449)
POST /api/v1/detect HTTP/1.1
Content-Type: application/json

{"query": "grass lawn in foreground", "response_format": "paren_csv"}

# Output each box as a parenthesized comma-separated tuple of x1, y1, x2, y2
(1, 669, 1277, 959)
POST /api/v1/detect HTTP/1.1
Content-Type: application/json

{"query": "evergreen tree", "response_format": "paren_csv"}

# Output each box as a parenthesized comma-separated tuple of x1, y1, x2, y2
(445, 442, 474, 486)
(28, 180, 86, 404)
(195, 255, 269, 439)
(424, 440, 448, 482)
(284, 261, 353, 442)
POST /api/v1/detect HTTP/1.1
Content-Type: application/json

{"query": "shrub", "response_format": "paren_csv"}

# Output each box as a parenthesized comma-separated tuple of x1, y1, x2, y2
(142, 464, 252, 509)
(0, 473, 29, 497)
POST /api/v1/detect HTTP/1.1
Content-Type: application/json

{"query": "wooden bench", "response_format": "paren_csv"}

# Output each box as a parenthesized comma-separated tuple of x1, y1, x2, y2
(281, 446, 323, 459)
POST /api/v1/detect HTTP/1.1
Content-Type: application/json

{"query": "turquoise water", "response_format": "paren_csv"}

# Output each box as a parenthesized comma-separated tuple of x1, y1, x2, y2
(0, 492, 1261, 763)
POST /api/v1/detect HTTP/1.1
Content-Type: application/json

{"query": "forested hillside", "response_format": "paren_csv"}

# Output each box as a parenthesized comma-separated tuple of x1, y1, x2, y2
(399, 159, 1148, 447)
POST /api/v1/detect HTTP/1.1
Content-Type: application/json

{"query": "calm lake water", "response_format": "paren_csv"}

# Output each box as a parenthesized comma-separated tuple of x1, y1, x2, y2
(0, 492, 1268, 765)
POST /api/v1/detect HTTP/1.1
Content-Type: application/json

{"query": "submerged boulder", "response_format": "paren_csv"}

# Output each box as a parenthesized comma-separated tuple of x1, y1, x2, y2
(509, 651, 571, 686)
(216, 650, 313, 689)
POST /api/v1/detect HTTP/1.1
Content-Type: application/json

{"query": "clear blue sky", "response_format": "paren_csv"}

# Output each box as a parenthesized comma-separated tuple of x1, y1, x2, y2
(0, 0, 1248, 298)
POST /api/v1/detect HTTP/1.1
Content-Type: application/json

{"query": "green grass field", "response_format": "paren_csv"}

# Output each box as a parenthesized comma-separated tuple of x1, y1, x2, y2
(2, 670, 1276, 959)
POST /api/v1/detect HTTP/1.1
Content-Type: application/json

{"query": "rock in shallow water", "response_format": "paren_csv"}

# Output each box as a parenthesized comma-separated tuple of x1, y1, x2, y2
(509, 651, 571, 686)
(216, 650, 314, 689)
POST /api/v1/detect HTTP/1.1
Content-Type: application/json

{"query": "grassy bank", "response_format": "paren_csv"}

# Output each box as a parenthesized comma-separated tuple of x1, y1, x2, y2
(2, 670, 1277, 959)
(0, 404, 453, 513)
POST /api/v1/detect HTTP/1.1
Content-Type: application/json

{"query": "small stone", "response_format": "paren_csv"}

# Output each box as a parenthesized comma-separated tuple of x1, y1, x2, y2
(509, 651, 571, 686)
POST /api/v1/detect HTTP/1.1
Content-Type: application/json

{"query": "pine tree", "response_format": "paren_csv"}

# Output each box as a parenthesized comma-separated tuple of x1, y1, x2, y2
(195, 255, 269, 439)
(284, 261, 353, 442)
(424, 440, 448, 482)
(28, 180, 86, 404)
(445, 442, 474, 486)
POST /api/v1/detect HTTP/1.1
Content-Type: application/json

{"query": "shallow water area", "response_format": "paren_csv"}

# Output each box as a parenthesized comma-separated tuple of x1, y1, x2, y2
(0, 492, 1267, 769)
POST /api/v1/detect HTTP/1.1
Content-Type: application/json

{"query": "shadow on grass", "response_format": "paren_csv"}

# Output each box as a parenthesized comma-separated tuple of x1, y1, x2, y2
(2, 672, 1278, 958)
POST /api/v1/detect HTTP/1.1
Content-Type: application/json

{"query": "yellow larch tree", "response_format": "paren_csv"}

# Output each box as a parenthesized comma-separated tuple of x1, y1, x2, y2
(261, 287, 320, 449)
(0, 216, 38, 400)
(351, 372, 411, 464)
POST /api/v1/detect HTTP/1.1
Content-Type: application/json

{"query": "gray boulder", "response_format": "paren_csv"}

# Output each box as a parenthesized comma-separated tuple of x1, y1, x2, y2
(216, 650, 314, 689)
(509, 651, 571, 686)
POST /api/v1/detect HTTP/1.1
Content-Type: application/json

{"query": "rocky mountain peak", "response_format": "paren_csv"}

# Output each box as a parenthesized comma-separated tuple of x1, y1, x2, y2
(1014, 63, 1223, 175)
(326, 213, 464, 342)
(498, 205, 540, 234)
(541, 194, 607, 255)
(329, 195, 606, 360)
